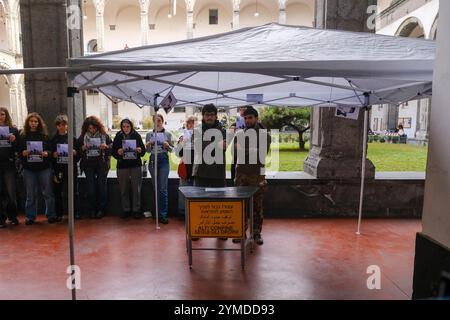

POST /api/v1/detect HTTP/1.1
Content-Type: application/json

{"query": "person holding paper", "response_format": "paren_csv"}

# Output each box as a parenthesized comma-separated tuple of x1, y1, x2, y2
(112, 119, 146, 219)
(0, 107, 19, 228)
(79, 116, 112, 219)
(192, 104, 227, 188)
(145, 114, 173, 224)
(174, 116, 197, 216)
(230, 106, 248, 184)
(50, 115, 80, 221)
(18, 113, 56, 225)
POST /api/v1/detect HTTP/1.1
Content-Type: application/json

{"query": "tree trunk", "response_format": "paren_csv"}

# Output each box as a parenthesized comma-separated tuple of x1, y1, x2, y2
(298, 130, 306, 150)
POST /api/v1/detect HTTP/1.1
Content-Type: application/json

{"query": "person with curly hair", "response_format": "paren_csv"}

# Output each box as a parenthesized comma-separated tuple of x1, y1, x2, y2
(78, 116, 112, 219)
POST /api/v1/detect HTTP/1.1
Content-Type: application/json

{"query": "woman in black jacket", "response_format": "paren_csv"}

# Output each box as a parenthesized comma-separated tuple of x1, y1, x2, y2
(78, 116, 112, 219)
(18, 112, 56, 225)
(50, 114, 81, 221)
(0, 107, 19, 228)
(112, 119, 146, 219)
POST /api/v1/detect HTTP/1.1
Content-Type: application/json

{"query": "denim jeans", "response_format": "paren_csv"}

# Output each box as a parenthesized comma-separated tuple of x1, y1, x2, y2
(149, 154, 170, 220)
(23, 168, 56, 221)
(84, 166, 108, 214)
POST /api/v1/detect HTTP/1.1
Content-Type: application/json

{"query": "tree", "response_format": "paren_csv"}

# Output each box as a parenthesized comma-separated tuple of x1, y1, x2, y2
(141, 115, 154, 130)
(260, 107, 311, 150)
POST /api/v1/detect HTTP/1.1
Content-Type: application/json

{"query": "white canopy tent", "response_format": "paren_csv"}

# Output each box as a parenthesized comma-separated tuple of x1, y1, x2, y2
(0, 23, 435, 300)
(69, 23, 434, 108)
(67, 23, 435, 232)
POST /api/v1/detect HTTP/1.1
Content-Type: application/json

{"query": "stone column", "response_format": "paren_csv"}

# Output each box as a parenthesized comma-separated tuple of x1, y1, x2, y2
(232, 0, 240, 29)
(140, 0, 150, 46)
(278, 0, 287, 24)
(386, 104, 399, 131)
(415, 98, 431, 144)
(6, 0, 22, 55)
(186, 10, 194, 39)
(8, 82, 20, 126)
(20, 0, 85, 136)
(99, 94, 112, 130)
(304, 0, 376, 179)
(413, 0, 450, 299)
(94, 0, 105, 52)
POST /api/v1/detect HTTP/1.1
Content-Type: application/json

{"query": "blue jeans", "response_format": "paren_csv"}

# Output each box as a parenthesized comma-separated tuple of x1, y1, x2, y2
(149, 154, 170, 220)
(84, 166, 108, 214)
(23, 168, 56, 221)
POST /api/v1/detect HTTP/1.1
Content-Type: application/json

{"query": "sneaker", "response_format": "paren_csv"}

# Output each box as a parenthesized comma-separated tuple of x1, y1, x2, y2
(9, 217, 20, 226)
(25, 219, 35, 226)
(48, 217, 58, 224)
(160, 218, 169, 225)
(55, 216, 63, 223)
(254, 234, 264, 246)
(95, 211, 104, 219)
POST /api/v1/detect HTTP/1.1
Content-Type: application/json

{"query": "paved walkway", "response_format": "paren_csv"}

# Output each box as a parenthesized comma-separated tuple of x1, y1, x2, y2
(0, 217, 421, 300)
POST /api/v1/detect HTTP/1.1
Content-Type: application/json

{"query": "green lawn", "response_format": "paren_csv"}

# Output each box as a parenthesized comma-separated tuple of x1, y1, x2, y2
(110, 143, 428, 172)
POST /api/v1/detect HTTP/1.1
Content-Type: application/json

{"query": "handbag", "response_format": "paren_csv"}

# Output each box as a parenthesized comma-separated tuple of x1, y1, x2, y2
(177, 159, 188, 180)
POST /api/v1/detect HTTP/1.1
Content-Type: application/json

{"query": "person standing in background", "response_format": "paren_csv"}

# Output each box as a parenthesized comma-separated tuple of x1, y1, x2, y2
(79, 116, 112, 219)
(174, 116, 197, 217)
(0, 108, 19, 228)
(18, 113, 56, 225)
(112, 119, 146, 219)
(192, 104, 227, 188)
(230, 106, 248, 183)
(146, 114, 173, 224)
(233, 107, 271, 246)
(50, 114, 80, 221)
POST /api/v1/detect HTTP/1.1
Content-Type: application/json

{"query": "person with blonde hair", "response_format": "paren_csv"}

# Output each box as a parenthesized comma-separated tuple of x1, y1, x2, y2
(18, 113, 56, 225)
(146, 114, 173, 224)
(0, 107, 19, 228)
(174, 116, 197, 217)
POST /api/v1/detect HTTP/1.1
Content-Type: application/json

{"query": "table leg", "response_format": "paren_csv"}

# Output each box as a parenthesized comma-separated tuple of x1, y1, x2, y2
(188, 238, 193, 269)
(185, 199, 189, 253)
(250, 196, 254, 253)
(241, 235, 245, 270)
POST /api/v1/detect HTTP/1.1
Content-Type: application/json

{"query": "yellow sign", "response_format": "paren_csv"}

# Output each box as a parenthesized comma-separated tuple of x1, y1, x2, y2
(188, 201, 244, 238)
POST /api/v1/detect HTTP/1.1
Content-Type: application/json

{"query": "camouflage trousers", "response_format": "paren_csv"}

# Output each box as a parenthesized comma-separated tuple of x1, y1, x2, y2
(234, 173, 268, 236)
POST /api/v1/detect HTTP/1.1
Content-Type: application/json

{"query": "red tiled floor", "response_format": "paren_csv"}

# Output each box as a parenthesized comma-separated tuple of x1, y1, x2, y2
(0, 217, 421, 300)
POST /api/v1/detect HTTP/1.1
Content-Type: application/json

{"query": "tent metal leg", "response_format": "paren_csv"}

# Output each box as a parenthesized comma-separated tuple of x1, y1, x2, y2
(67, 84, 77, 300)
(357, 106, 370, 235)
(152, 100, 160, 230)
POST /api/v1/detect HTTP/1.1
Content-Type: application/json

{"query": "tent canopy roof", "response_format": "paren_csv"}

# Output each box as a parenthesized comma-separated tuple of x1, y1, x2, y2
(70, 23, 435, 108)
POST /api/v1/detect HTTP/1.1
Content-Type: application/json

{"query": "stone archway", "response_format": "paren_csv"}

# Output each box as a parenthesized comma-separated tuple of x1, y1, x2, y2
(395, 16, 425, 38)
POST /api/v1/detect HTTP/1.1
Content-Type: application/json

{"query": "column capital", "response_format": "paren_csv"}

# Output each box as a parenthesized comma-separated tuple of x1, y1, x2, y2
(94, 0, 105, 16)
(232, 0, 241, 11)
(139, 0, 151, 15)
(185, 0, 196, 12)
